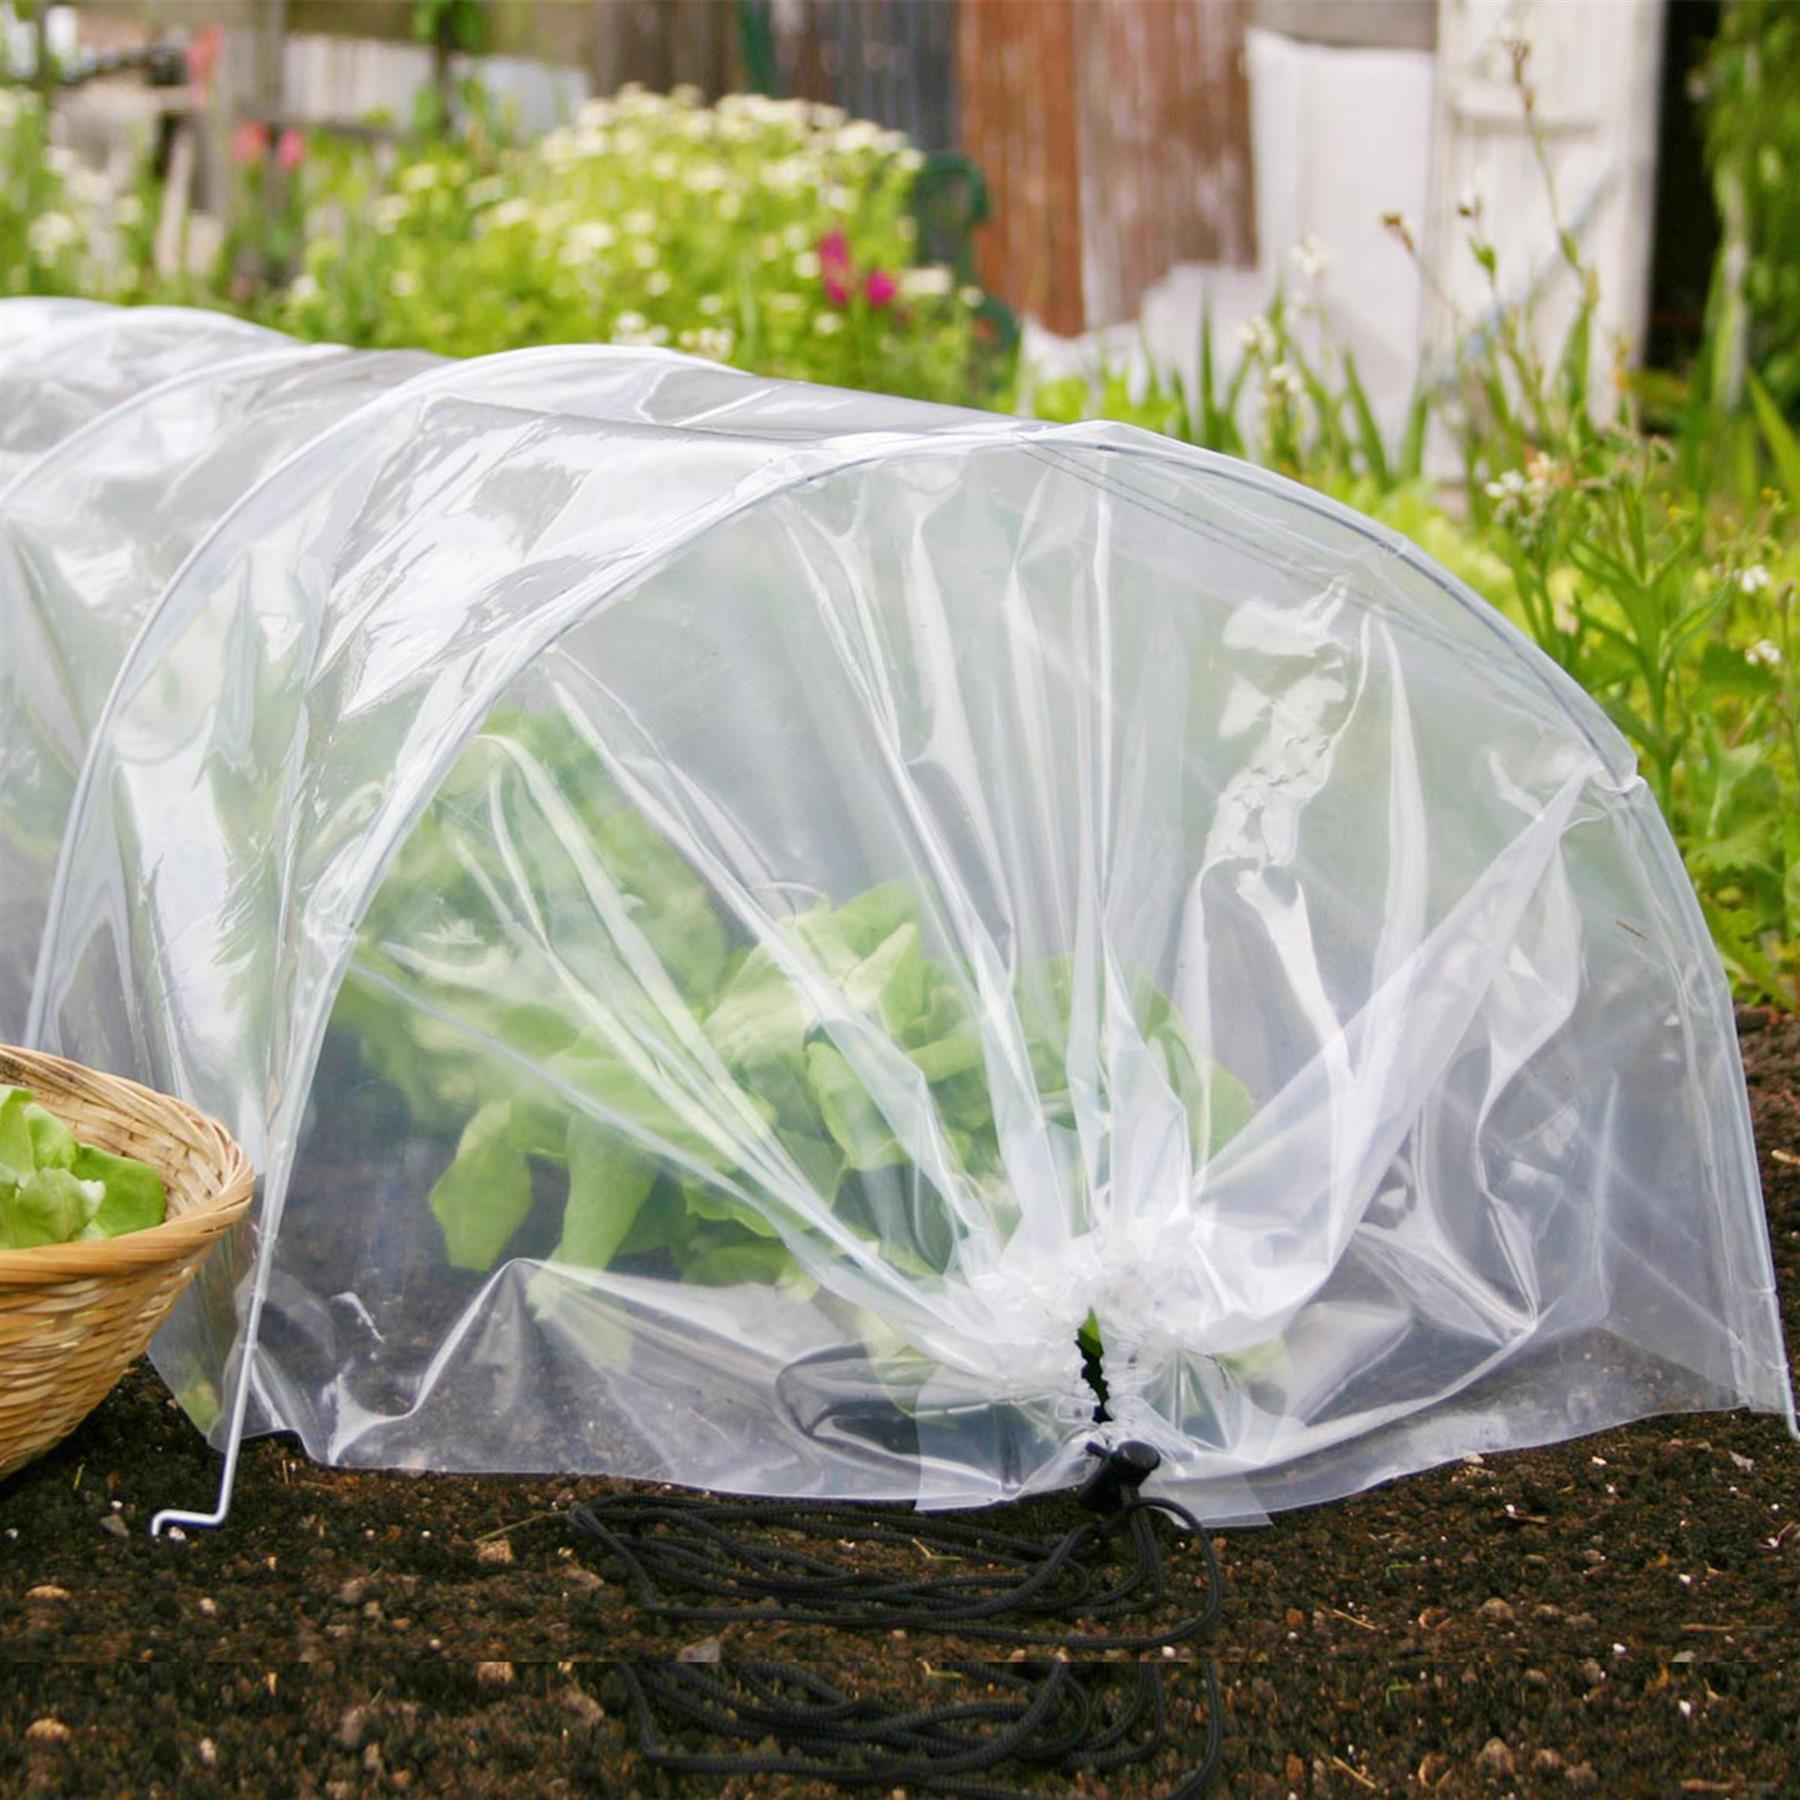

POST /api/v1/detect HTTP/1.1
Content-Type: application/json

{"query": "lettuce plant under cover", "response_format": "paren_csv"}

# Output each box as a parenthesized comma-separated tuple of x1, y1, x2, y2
(336, 716, 1253, 1300)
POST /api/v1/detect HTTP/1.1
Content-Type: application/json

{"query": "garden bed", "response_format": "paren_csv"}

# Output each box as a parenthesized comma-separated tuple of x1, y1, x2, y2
(1, 1012, 1794, 1799)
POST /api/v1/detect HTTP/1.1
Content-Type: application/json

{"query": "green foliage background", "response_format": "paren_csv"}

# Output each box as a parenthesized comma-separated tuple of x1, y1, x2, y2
(2, 14, 1797, 1006)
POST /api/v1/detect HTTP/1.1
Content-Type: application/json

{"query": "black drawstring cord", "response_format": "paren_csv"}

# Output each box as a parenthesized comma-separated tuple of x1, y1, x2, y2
(609, 1657, 1225, 1800)
(566, 1442, 1226, 1797)
(569, 1488, 1220, 1649)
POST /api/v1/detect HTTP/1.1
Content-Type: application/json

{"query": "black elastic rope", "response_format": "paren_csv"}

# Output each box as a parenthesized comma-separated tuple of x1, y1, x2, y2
(568, 1489, 1221, 1650)
(608, 1658, 1224, 1800)
(567, 1450, 1224, 1797)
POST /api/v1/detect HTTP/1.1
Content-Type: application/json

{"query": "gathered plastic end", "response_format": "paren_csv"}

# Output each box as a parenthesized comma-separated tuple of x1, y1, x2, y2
(1075, 1438, 1161, 1514)
(1077, 1311, 1110, 1421)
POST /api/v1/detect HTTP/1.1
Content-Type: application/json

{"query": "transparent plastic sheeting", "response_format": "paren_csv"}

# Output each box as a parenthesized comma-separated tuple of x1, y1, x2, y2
(3, 303, 1792, 1522)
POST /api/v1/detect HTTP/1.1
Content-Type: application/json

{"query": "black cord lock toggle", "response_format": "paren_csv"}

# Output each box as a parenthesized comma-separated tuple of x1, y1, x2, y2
(1076, 1438, 1161, 1514)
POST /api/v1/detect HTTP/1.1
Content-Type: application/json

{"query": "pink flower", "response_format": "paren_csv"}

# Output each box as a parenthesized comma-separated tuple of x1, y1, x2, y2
(275, 128, 307, 175)
(231, 120, 269, 167)
(865, 267, 897, 309)
(818, 228, 853, 307)
(186, 25, 221, 90)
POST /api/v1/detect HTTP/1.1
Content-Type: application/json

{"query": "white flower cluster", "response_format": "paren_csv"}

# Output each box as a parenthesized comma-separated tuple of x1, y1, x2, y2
(610, 310, 670, 348)
(1263, 362, 1302, 405)
(9, 118, 146, 284)
(555, 85, 915, 178)
(264, 80, 982, 397)
(1289, 234, 1330, 283)
(900, 265, 953, 299)
(1484, 454, 1563, 530)
(678, 324, 735, 361)
(27, 209, 80, 261)
(558, 218, 617, 269)
(1238, 316, 1277, 359)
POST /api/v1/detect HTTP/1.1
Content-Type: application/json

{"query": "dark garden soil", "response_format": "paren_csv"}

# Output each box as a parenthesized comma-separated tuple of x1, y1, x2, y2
(3, 1016, 1798, 1800)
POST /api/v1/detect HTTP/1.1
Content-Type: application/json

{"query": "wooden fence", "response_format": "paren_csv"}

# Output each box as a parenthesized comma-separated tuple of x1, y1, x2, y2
(759, 0, 960, 154)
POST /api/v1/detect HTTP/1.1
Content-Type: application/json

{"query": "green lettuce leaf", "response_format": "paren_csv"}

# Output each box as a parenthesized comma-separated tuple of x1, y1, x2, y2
(804, 1041, 906, 1172)
(0, 1087, 35, 1188)
(24, 1102, 78, 1171)
(0, 1088, 169, 1247)
(554, 1120, 657, 1269)
(0, 1167, 104, 1249)
(71, 1145, 168, 1237)
(429, 1100, 538, 1270)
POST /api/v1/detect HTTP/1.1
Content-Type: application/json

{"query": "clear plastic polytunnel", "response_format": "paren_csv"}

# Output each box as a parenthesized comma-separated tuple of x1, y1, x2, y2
(2, 300, 1792, 1528)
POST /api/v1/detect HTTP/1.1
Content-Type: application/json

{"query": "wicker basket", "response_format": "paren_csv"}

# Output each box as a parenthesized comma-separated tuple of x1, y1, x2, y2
(0, 1044, 254, 1481)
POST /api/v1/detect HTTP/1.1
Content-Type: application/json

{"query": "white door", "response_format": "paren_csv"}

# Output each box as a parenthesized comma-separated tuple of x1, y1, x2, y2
(1424, 0, 1665, 393)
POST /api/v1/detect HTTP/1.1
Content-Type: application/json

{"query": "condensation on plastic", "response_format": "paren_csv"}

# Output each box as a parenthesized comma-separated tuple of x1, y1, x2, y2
(4, 302, 1793, 1520)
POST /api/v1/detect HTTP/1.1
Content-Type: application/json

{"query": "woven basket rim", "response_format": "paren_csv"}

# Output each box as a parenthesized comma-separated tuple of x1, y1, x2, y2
(0, 1042, 254, 1286)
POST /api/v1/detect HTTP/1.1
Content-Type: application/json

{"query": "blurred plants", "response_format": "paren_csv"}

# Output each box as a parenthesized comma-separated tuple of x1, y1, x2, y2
(1028, 238, 1427, 498)
(1421, 41, 1800, 1006)
(215, 116, 308, 300)
(410, 0, 490, 140)
(1697, 0, 1800, 416)
(0, 86, 159, 298)
(0, 75, 1000, 406)
(1470, 426, 1798, 1001)
(270, 85, 993, 403)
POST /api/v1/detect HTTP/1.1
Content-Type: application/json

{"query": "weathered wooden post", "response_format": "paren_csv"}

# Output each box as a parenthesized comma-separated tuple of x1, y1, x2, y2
(254, 0, 288, 286)
(956, 0, 1256, 337)
(30, 0, 57, 105)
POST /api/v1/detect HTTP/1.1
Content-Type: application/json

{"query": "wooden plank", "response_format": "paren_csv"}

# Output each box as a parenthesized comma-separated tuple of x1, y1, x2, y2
(757, 3, 957, 150)
(1075, 0, 1255, 328)
(957, 0, 1084, 335)
(958, 0, 1252, 335)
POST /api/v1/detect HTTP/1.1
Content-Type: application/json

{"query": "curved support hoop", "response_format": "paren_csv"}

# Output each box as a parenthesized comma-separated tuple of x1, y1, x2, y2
(149, 1277, 271, 1537)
